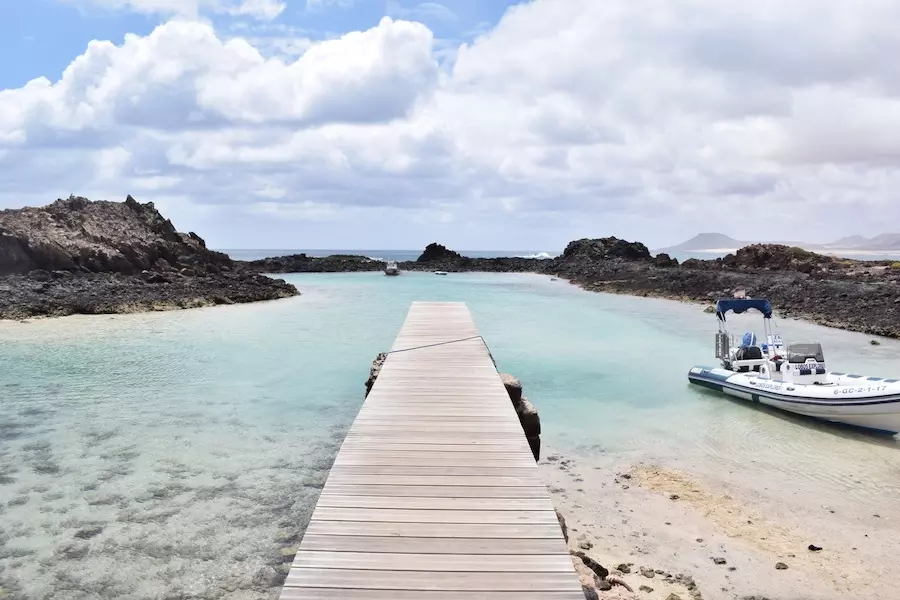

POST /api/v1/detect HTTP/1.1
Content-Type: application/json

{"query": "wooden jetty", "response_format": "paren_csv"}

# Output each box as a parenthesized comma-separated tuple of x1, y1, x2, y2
(279, 301, 583, 599)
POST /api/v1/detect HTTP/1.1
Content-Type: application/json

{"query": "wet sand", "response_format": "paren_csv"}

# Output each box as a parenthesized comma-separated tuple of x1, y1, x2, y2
(542, 446, 900, 600)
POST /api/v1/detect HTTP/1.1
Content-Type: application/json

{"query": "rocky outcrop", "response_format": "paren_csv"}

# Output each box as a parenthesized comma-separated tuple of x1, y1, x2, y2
(365, 353, 387, 397)
(560, 237, 651, 261)
(0, 196, 298, 319)
(499, 373, 541, 461)
(417, 243, 462, 263)
(247, 254, 385, 273)
(0, 195, 232, 276)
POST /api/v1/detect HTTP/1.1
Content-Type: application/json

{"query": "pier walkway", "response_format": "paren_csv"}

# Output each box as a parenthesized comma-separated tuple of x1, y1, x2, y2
(278, 301, 582, 599)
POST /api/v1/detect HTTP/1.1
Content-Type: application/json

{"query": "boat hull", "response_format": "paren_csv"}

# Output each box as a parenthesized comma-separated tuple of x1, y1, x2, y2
(688, 367, 900, 434)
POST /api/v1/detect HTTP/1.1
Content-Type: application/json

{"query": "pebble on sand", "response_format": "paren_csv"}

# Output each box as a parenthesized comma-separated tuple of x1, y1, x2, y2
(775, 562, 789, 570)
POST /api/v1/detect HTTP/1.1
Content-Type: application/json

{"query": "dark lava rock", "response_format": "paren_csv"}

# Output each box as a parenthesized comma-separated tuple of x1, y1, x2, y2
(616, 563, 631, 574)
(775, 562, 788, 570)
(526, 434, 541, 462)
(712, 557, 727, 565)
(251, 565, 284, 588)
(722, 244, 836, 273)
(573, 551, 609, 580)
(245, 253, 384, 273)
(562, 237, 651, 261)
(640, 585, 655, 593)
(654, 253, 679, 268)
(74, 527, 104, 540)
(808, 544, 823, 551)
(417, 242, 462, 263)
(365, 353, 387, 397)
(556, 509, 568, 543)
(514, 396, 541, 437)
(0, 195, 298, 319)
(499, 373, 523, 402)
(55, 542, 89, 559)
(583, 585, 601, 599)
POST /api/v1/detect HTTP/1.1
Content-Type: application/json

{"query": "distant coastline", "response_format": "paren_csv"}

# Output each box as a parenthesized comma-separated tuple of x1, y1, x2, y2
(656, 232, 900, 259)
(3, 197, 900, 339)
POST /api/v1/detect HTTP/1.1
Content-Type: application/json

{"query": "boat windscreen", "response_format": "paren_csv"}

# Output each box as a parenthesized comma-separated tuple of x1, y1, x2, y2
(787, 342, 824, 364)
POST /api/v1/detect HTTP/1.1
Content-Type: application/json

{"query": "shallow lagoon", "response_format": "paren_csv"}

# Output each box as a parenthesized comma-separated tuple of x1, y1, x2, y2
(2, 272, 898, 599)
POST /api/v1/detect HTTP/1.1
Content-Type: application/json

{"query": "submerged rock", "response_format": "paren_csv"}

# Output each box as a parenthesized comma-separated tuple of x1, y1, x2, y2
(73, 527, 104, 540)
(251, 565, 284, 588)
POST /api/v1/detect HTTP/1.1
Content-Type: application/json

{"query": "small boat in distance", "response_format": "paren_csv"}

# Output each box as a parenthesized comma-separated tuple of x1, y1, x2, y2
(384, 261, 400, 276)
(688, 297, 900, 434)
(434, 270, 448, 276)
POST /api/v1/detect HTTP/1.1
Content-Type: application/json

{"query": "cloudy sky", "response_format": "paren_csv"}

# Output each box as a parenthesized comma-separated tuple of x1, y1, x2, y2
(1, 1, 898, 251)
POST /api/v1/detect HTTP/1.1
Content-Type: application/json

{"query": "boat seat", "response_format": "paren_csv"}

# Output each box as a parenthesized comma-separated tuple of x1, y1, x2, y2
(735, 345, 764, 361)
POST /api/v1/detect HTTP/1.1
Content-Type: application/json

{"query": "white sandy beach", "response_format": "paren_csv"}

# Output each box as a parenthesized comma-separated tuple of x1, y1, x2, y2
(542, 446, 899, 600)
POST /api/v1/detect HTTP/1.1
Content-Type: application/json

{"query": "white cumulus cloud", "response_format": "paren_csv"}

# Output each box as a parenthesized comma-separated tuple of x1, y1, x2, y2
(4, 0, 900, 249)
(61, 0, 285, 19)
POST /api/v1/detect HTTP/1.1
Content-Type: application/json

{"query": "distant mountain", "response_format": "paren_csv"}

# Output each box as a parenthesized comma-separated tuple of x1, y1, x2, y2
(655, 233, 751, 254)
(657, 232, 900, 255)
(824, 235, 868, 248)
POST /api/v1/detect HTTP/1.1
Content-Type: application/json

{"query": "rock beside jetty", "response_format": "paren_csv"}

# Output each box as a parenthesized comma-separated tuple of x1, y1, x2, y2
(0, 196, 297, 319)
(362, 358, 542, 460)
(364, 353, 387, 397)
(499, 374, 541, 461)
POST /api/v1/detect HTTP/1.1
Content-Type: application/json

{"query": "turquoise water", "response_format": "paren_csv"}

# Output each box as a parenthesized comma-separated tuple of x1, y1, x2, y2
(2, 272, 900, 599)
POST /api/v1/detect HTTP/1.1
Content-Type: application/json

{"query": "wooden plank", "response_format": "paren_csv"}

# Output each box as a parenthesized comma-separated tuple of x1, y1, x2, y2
(311, 507, 558, 524)
(305, 519, 563, 538)
(298, 535, 568, 555)
(326, 466, 540, 477)
(280, 591, 585, 600)
(276, 302, 577, 599)
(314, 496, 553, 511)
(322, 475, 545, 487)
(292, 551, 575, 572)
(319, 485, 551, 498)
(283, 570, 582, 592)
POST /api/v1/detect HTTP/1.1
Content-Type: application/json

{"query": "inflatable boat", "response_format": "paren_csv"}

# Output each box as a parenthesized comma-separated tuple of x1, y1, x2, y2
(688, 298, 900, 434)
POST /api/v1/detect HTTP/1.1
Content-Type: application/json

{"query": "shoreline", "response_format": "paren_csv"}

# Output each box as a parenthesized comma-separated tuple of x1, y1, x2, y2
(2, 269, 894, 345)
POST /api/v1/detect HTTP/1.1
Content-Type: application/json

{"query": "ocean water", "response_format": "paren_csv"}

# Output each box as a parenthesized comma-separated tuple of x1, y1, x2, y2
(220, 249, 558, 262)
(2, 272, 900, 599)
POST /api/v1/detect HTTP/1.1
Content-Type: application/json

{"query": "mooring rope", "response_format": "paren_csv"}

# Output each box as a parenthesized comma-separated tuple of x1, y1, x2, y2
(386, 335, 486, 355)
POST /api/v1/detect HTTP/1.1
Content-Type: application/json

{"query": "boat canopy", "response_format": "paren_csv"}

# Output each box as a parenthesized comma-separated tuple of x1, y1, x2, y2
(715, 298, 773, 321)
